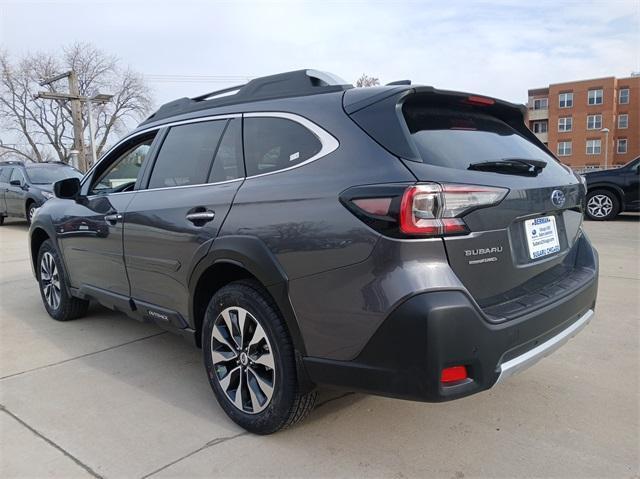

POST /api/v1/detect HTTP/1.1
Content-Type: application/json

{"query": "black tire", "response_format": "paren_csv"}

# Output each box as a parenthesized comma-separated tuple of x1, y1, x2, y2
(37, 239, 89, 321)
(585, 189, 620, 221)
(0, 215, 4, 226)
(26, 201, 36, 225)
(203, 280, 316, 434)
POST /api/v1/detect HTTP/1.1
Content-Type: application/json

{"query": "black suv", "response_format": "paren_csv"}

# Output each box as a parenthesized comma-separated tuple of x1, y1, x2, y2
(0, 160, 82, 224)
(584, 157, 640, 220)
(29, 70, 598, 434)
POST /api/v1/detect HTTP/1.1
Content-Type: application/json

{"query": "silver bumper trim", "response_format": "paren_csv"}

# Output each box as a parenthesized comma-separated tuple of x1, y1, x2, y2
(495, 309, 594, 384)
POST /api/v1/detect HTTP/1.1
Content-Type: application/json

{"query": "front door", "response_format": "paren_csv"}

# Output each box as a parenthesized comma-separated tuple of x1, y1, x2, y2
(123, 118, 244, 321)
(56, 132, 159, 297)
(6, 168, 27, 217)
(0, 166, 13, 216)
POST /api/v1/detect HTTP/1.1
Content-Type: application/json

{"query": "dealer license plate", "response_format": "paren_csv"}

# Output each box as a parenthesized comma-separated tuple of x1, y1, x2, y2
(524, 216, 560, 259)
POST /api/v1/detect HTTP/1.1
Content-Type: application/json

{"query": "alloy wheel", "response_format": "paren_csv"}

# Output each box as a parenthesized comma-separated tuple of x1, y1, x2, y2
(40, 252, 61, 310)
(211, 306, 276, 414)
(587, 194, 613, 218)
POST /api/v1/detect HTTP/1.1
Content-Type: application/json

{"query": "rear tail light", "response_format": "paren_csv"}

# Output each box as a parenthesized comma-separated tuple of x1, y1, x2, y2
(399, 183, 507, 236)
(341, 182, 507, 238)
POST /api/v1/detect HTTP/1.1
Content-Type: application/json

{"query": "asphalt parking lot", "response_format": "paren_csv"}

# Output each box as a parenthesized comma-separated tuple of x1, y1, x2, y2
(1, 216, 638, 478)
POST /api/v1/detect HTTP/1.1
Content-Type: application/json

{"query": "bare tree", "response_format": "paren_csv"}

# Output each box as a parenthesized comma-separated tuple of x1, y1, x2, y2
(355, 73, 380, 88)
(0, 43, 152, 167)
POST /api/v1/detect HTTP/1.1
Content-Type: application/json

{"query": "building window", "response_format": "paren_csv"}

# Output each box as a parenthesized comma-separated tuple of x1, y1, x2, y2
(618, 114, 628, 129)
(532, 121, 548, 133)
(588, 89, 603, 105)
(558, 117, 572, 132)
(557, 141, 572, 156)
(559, 92, 573, 108)
(617, 139, 628, 154)
(533, 98, 548, 110)
(586, 139, 602, 155)
(586, 114, 602, 130)
(619, 88, 629, 104)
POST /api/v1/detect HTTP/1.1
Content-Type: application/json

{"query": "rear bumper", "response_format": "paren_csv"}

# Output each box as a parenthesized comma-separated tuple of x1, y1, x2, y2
(495, 308, 593, 384)
(304, 260, 598, 402)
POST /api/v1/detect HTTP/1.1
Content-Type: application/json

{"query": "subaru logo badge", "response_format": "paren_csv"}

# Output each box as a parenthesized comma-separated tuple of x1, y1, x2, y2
(551, 190, 565, 208)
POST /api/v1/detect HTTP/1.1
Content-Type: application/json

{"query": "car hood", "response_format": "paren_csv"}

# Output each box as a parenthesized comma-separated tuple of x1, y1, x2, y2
(31, 184, 53, 193)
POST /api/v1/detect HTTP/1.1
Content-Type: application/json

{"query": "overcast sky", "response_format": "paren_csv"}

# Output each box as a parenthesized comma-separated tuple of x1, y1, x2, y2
(1, 0, 638, 109)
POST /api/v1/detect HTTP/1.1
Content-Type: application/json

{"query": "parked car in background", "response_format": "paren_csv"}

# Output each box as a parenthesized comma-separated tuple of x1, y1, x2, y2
(584, 157, 640, 220)
(29, 70, 598, 434)
(0, 160, 83, 224)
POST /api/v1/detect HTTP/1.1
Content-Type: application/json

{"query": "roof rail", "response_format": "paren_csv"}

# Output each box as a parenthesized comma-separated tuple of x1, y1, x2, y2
(387, 80, 411, 86)
(141, 69, 352, 126)
(191, 84, 247, 102)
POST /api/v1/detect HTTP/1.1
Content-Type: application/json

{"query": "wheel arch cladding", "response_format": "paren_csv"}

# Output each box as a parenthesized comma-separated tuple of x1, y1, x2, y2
(30, 227, 50, 274)
(189, 235, 307, 355)
(589, 184, 624, 204)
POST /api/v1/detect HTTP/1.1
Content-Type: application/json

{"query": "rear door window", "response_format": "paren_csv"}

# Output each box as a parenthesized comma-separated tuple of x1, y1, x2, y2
(243, 117, 321, 176)
(403, 106, 554, 170)
(148, 120, 226, 189)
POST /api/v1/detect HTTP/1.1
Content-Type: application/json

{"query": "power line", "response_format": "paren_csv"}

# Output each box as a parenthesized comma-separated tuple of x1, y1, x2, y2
(143, 74, 253, 84)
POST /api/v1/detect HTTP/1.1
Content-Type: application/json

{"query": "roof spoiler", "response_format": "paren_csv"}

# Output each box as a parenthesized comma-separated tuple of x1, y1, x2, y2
(344, 86, 541, 162)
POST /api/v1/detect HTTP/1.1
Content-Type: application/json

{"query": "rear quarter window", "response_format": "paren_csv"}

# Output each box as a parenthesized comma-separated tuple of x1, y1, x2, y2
(243, 117, 322, 177)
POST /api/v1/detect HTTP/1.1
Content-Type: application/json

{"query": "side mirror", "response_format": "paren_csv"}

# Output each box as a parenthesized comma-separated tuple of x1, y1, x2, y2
(54, 177, 81, 199)
(9, 179, 22, 187)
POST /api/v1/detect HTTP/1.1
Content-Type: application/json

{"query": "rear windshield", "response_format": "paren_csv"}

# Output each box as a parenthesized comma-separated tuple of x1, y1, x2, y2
(26, 166, 83, 184)
(403, 106, 554, 169)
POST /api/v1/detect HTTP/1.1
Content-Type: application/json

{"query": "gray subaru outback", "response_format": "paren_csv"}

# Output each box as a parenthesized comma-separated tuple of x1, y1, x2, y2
(29, 70, 598, 434)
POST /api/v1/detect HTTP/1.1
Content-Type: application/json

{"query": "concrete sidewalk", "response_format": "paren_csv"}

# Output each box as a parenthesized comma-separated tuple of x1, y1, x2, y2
(1, 216, 638, 478)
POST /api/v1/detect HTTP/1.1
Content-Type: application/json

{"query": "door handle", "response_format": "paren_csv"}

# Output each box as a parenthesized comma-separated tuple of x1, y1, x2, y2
(186, 210, 215, 224)
(104, 213, 123, 224)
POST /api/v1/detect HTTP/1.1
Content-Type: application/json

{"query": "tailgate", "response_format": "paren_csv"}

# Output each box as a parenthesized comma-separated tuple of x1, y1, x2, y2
(347, 87, 587, 312)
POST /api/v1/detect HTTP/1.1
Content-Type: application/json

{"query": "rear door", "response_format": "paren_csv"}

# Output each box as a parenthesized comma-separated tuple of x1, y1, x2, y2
(123, 117, 244, 322)
(348, 89, 585, 313)
(399, 94, 584, 309)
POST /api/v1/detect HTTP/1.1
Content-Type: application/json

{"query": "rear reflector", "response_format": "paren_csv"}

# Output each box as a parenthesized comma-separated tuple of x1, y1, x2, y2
(441, 365, 468, 384)
(352, 197, 392, 216)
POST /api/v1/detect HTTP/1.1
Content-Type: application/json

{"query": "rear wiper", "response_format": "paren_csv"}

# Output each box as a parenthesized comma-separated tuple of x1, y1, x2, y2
(468, 158, 547, 176)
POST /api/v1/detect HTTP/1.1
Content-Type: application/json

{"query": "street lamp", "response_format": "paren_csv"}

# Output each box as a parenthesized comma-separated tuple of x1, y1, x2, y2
(86, 94, 114, 166)
(600, 127, 610, 170)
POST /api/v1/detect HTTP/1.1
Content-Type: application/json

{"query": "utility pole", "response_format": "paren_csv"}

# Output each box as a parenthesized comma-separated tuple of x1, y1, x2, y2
(39, 71, 86, 171)
(36, 72, 112, 171)
(67, 71, 86, 171)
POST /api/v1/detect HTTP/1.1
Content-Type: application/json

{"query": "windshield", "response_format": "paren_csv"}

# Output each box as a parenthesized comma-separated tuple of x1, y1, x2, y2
(26, 166, 83, 184)
(403, 107, 556, 170)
